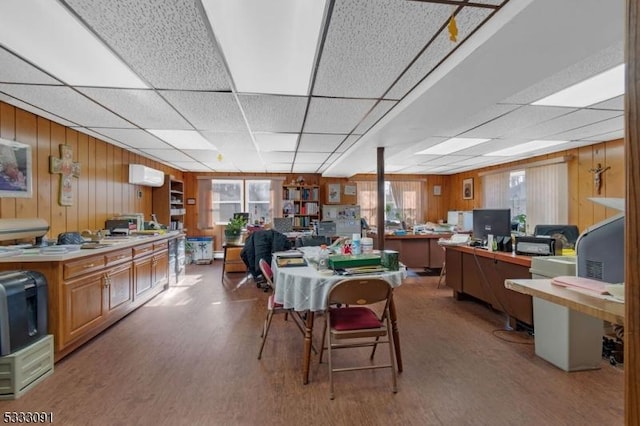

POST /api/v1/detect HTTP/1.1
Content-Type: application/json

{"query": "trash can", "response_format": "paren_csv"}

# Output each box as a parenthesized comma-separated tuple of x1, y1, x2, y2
(187, 237, 214, 265)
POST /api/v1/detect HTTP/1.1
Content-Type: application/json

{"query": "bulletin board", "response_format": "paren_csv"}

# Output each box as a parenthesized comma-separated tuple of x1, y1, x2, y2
(325, 182, 357, 204)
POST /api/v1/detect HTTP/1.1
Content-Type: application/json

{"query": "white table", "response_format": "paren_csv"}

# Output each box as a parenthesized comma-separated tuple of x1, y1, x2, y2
(272, 260, 405, 384)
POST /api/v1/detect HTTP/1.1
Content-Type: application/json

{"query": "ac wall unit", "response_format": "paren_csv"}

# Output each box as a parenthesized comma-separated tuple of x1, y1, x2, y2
(128, 164, 164, 187)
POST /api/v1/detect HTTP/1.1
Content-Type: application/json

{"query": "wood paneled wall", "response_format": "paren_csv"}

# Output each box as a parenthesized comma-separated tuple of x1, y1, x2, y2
(0, 101, 182, 240)
(445, 139, 625, 232)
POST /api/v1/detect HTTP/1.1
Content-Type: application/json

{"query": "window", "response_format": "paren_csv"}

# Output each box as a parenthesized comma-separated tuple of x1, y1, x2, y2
(197, 178, 284, 229)
(356, 180, 424, 227)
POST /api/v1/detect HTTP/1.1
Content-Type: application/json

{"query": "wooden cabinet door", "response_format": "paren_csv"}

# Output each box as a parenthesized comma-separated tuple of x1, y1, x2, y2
(62, 271, 106, 347)
(133, 255, 153, 299)
(153, 250, 169, 287)
(106, 263, 133, 315)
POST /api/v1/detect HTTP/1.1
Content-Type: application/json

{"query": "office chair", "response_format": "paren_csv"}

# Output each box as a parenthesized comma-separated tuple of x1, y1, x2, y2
(319, 278, 398, 399)
(257, 259, 306, 359)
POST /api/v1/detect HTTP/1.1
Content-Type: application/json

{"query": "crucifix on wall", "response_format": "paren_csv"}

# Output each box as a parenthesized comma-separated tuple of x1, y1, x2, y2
(588, 163, 611, 195)
(50, 144, 80, 206)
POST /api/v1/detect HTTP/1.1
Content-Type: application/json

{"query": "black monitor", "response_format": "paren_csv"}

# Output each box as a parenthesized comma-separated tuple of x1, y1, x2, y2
(534, 224, 580, 246)
(472, 209, 512, 242)
(233, 212, 249, 223)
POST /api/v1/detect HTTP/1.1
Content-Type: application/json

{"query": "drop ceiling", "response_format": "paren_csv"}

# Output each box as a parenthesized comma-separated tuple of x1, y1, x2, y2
(0, 0, 625, 176)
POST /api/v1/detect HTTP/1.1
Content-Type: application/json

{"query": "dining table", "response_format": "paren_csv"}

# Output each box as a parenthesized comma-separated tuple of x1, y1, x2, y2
(272, 252, 406, 385)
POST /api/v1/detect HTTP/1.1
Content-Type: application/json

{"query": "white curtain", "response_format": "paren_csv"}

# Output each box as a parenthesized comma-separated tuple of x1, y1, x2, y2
(356, 181, 378, 226)
(269, 177, 285, 220)
(482, 171, 510, 208)
(197, 178, 213, 230)
(389, 180, 424, 226)
(526, 163, 568, 230)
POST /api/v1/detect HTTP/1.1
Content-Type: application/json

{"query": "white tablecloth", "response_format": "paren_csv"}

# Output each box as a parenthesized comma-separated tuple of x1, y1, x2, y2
(272, 262, 405, 312)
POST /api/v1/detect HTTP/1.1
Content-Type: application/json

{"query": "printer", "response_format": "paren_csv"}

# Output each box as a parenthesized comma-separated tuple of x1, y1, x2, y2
(515, 235, 561, 256)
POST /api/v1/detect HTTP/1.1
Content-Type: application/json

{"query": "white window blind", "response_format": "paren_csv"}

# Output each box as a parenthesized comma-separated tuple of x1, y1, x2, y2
(526, 163, 568, 231)
(482, 171, 510, 208)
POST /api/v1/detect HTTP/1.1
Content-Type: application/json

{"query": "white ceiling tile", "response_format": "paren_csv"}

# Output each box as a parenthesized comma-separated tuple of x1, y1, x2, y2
(161, 91, 246, 131)
(579, 129, 625, 142)
(65, 0, 231, 90)
(292, 163, 321, 173)
(169, 162, 213, 171)
(298, 134, 346, 152)
(304, 98, 378, 133)
(0, 93, 76, 127)
(441, 104, 521, 138)
(353, 100, 397, 134)
(73, 127, 129, 148)
(295, 152, 331, 163)
(0, 84, 134, 127)
(78, 88, 192, 129)
(254, 133, 298, 151)
(460, 105, 576, 139)
(238, 94, 308, 132)
(87, 128, 172, 149)
(313, 0, 451, 98)
(265, 163, 294, 172)
(591, 95, 624, 111)
(387, 7, 493, 100)
(261, 152, 295, 163)
(503, 109, 622, 139)
(181, 149, 219, 158)
(141, 149, 194, 163)
(0, 48, 61, 85)
(550, 115, 623, 141)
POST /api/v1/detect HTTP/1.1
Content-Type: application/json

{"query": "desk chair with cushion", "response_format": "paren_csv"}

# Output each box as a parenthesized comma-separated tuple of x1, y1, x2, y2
(319, 278, 398, 399)
(257, 259, 306, 359)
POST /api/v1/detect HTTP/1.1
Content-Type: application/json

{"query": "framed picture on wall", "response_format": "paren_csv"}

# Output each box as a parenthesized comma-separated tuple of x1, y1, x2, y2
(462, 178, 473, 200)
(0, 138, 32, 198)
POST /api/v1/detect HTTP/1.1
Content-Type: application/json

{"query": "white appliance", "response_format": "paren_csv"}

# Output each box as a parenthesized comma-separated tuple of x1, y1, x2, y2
(128, 164, 164, 187)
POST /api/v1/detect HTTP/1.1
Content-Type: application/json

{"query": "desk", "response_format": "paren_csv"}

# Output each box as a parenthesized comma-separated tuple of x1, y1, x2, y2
(222, 243, 246, 278)
(505, 279, 624, 371)
(273, 262, 405, 384)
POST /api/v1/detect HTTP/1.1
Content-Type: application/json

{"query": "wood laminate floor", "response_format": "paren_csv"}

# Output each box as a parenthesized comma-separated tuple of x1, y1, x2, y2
(0, 262, 623, 425)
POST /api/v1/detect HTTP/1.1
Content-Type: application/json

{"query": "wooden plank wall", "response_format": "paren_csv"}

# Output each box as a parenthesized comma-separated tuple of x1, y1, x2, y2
(0, 101, 182, 241)
(445, 138, 625, 232)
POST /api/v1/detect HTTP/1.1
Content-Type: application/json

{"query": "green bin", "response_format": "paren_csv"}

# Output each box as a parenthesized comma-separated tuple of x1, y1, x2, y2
(328, 254, 381, 270)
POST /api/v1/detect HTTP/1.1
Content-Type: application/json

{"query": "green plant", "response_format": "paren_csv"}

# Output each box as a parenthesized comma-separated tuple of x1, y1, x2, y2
(225, 215, 247, 236)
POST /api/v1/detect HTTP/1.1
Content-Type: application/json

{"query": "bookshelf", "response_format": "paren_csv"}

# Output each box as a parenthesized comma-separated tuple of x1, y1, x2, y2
(282, 184, 320, 230)
(152, 175, 185, 231)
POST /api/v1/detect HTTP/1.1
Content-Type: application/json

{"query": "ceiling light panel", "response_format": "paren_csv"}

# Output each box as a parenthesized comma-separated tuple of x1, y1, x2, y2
(87, 128, 173, 150)
(64, 0, 230, 90)
(0, 93, 76, 128)
(457, 138, 528, 156)
(0, 0, 146, 88)
(0, 84, 134, 128)
(420, 155, 472, 166)
(200, 131, 255, 152)
(387, 7, 493, 100)
(253, 133, 298, 151)
(485, 140, 568, 156)
(161, 91, 247, 131)
(298, 134, 346, 152)
(503, 109, 622, 139)
(78, 88, 192, 129)
(313, 0, 451, 98)
(202, 0, 326, 95)
(0, 48, 61, 85)
(148, 130, 216, 150)
(416, 138, 490, 155)
(532, 64, 625, 108)
(238, 95, 308, 132)
(459, 105, 575, 139)
(304, 98, 378, 133)
(502, 42, 624, 105)
(353, 100, 397, 134)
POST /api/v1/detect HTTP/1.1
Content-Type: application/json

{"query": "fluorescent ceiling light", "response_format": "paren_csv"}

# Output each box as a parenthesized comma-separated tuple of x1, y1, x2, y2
(416, 138, 490, 155)
(485, 140, 568, 156)
(254, 133, 298, 151)
(148, 130, 217, 150)
(532, 64, 624, 107)
(0, 0, 147, 88)
(202, 0, 326, 95)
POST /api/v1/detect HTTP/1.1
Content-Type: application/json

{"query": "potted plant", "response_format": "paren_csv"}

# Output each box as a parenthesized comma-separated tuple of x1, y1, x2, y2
(224, 215, 247, 245)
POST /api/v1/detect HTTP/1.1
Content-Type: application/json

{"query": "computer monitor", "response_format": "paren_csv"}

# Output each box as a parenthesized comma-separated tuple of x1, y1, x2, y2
(233, 212, 249, 223)
(472, 209, 512, 242)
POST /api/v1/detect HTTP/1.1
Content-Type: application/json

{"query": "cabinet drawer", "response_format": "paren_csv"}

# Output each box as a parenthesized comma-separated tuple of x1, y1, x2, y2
(133, 243, 154, 258)
(153, 241, 168, 252)
(64, 255, 106, 280)
(104, 248, 132, 266)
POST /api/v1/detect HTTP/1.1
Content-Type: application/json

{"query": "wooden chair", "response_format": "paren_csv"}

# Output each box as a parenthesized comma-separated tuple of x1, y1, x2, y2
(319, 278, 398, 399)
(257, 258, 306, 359)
